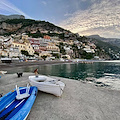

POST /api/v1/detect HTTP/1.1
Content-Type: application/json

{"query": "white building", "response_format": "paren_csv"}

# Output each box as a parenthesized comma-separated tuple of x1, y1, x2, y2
(83, 45, 95, 53)
(9, 47, 20, 57)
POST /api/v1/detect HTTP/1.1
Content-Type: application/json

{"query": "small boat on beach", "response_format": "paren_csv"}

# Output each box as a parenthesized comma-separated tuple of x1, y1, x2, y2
(0, 71, 7, 75)
(0, 85, 38, 120)
(29, 75, 65, 97)
(1, 58, 12, 63)
(0, 71, 7, 78)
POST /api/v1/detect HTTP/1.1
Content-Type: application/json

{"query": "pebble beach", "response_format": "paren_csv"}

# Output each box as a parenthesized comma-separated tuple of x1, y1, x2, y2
(0, 72, 120, 120)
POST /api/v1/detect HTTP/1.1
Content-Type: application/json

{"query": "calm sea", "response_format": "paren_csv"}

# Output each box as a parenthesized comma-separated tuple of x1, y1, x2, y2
(7, 61, 120, 90)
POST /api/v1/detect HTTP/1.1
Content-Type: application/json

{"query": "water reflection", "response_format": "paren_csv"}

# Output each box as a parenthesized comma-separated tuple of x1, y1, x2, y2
(7, 62, 120, 80)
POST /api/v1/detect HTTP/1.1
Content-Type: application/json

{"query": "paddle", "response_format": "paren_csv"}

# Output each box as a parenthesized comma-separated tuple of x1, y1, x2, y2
(0, 99, 25, 120)
(0, 100, 15, 114)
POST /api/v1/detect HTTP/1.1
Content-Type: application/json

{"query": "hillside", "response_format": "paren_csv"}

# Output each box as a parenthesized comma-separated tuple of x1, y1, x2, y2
(0, 16, 119, 60)
(87, 37, 120, 59)
(88, 35, 120, 48)
(0, 19, 68, 36)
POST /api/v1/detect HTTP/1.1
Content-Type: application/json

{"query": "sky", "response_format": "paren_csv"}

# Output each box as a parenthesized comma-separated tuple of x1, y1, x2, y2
(0, 0, 120, 38)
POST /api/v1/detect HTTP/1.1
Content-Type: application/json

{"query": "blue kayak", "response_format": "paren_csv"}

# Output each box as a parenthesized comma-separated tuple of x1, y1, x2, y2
(0, 86, 38, 120)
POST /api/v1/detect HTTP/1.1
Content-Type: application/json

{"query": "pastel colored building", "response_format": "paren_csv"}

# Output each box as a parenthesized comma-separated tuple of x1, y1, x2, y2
(3, 38, 13, 48)
(0, 49, 8, 57)
(9, 47, 20, 57)
(12, 42, 26, 52)
(28, 38, 40, 53)
(83, 45, 95, 53)
(22, 34, 28, 40)
(46, 43, 60, 52)
(44, 35, 50, 39)
(12, 42, 35, 55)
(25, 42, 35, 55)
(39, 51, 51, 57)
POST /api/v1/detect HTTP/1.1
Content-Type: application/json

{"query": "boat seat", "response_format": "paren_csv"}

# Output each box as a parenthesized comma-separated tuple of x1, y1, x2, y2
(16, 84, 30, 100)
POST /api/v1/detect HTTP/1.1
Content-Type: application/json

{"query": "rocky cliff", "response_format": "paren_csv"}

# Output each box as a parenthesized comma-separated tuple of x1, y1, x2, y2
(0, 22, 22, 34)
(0, 14, 25, 22)
(0, 19, 66, 35)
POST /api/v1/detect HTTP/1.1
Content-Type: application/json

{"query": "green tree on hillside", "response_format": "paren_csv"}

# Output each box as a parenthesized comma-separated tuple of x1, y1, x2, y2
(58, 42, 66, 55)
(41, 55, 47, 60)
(21, 50, 29, 56)
(34, 51, 39, 56)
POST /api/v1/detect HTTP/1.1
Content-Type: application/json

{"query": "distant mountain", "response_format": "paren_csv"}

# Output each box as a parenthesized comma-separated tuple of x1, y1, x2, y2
(0, 14, 25, 22)
(87, 35, 120, 59)
(88, 35, 101, 39)
(88, 35, 120, 48)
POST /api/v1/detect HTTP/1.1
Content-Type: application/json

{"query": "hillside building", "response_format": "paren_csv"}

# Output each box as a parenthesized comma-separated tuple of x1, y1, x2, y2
(46, 43, 60, 53)
(12, 42, 34, 55)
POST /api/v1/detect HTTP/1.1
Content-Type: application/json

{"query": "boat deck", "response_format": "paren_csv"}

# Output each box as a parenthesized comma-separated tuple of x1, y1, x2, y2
(0, 99, 27, 119)
(0, 87, 35, 120)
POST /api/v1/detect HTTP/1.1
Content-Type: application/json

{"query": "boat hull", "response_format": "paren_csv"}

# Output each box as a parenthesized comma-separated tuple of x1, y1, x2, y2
(1, 58, 12, 63)
(0, 86, 38, 120)
(29, 76, 65, 97)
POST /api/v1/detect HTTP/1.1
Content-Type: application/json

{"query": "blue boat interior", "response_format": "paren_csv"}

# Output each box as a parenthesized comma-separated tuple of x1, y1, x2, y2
(0, 86, 35, 120)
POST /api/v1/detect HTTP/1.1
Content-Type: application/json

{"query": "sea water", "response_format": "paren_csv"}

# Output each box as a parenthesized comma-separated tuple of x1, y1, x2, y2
(7, 61, 120, 90)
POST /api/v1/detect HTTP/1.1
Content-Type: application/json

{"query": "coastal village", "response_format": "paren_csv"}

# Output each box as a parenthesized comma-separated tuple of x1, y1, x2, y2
(0, 32, 98, 62)
(0, 31, 111, 62)
(0, 17, 119, 62)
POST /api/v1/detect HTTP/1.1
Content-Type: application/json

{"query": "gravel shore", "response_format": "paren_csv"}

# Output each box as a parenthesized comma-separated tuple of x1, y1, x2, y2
(0, 73, 120, 120)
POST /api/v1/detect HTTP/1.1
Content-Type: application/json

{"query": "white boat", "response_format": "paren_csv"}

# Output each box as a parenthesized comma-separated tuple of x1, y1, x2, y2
(29, 75, 65, 97)
(0, 71, 7, 75)
(1, 58, 12, 63)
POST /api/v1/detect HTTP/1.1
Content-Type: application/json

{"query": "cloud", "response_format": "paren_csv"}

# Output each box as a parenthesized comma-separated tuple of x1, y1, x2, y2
(59, 0, 120, 38)
(42, 1, 47, 5)
(64, 12, 73, 17)
(0, 0, 32, 19)
(81, 0, 87, 2)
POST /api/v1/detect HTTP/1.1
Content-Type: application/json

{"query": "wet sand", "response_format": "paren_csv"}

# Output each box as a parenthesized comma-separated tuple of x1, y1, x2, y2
(0, 73, 120, 120)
